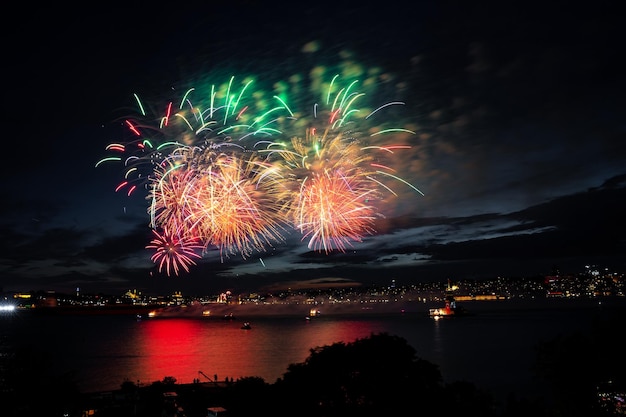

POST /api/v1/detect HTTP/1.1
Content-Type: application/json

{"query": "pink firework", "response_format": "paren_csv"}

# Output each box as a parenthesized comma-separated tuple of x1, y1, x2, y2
(146, 229, 203, 276)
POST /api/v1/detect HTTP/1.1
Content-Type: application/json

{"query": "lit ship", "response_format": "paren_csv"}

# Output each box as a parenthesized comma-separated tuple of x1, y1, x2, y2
(429, 280, 470, 319)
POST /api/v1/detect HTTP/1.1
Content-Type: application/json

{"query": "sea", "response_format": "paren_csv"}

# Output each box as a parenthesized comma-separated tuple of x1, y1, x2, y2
(1, 297, 623, 405)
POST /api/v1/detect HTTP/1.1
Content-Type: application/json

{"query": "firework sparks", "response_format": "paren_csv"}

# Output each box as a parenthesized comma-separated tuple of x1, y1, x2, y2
(98, 72, 422, 275)
(95, 76, 289, 197)
(146, 229, 203, 276)
(259, 76, 421, 253)
(148, 148, 288, 261)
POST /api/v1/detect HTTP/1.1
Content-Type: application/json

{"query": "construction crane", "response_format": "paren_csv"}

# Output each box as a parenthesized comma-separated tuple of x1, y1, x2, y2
(198, 370, 214, 382)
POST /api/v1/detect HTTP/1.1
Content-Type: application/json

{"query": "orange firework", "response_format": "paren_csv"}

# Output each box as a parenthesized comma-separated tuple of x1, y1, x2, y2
(261, 75, 421, 253)
(294, 165, 379, 253)
(148, 146, 287, 262)
(270, 127, 382, 252)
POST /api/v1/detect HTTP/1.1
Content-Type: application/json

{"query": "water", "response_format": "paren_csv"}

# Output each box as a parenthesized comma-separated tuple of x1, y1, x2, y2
(1, 298, 621, 403)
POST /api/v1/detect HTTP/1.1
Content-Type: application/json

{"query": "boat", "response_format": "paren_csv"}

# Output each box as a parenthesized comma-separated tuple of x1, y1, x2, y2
(429, 296, 468, 318)
(429, 280, 470, 319)
(241, 322, 251, 330)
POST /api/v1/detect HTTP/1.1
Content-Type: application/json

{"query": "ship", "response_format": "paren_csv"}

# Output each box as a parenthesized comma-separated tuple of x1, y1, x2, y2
(429, 280, 470, 319)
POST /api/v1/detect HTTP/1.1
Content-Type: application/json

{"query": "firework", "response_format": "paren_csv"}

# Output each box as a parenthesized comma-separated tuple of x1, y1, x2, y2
(95, 76, 290, 197)
(148, 147, 287, 262)
(98, 72, 422, 275)
(259, 75, 421, 253)
(97, 77, 292, 274)
(146, 228, 203, 276)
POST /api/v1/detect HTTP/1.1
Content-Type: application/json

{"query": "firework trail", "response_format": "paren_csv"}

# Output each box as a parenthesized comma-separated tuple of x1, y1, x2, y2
(149, 147, 287, 261)
(259, 75, 422, 253)
(146, 228, 204, 276)
(97, 72, 422, 275)
(96, 76, 288, 197)
(97, 77, 292, 274)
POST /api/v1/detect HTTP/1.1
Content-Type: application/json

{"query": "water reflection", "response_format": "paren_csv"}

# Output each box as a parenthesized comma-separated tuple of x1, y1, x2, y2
(2, 301, 611, 402)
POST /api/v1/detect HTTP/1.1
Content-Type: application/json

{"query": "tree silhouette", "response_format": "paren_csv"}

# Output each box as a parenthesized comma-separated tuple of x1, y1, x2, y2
(270, 332, 496, 417)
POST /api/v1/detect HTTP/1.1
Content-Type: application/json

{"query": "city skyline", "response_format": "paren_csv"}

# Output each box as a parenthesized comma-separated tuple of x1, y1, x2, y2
(4, 262, 622, 302)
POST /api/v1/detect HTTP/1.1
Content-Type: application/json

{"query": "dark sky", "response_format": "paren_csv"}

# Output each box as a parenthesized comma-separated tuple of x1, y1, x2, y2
(2, 1, 625, 296)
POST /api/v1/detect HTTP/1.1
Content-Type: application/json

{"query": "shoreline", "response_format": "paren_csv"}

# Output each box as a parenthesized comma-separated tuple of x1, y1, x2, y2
(19, 304, 163, 316)
(15, 295, 623, 319)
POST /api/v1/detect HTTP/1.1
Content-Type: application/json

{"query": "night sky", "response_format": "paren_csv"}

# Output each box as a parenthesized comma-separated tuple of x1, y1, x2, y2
(2, 1, 625, 296)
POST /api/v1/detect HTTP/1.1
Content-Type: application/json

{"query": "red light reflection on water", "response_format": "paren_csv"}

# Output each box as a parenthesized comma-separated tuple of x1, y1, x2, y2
(136, 318, 259, 384)
(125, 315, 403, 386)
(139, 319, 205, 382)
